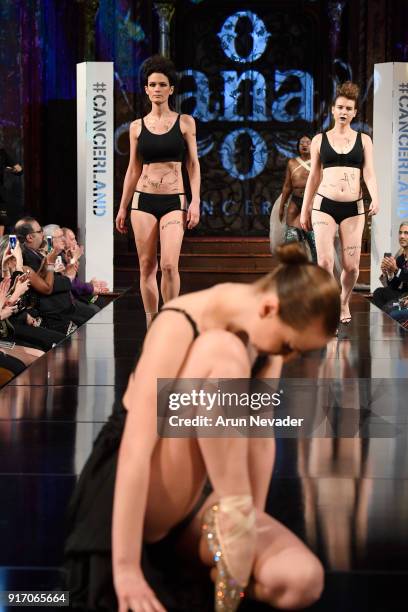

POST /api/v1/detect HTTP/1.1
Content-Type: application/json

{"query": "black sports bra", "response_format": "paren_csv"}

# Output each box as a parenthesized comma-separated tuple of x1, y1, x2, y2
(320, 131, 364, 170)
(137, 115, 185, 164)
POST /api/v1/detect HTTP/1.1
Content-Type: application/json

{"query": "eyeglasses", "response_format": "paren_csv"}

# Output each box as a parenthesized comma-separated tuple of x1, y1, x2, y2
(30, 229, 43, 235)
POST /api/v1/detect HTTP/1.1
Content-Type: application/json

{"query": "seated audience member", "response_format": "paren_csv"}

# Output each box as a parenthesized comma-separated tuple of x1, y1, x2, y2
(387, 294, 408, 328)
(372, 222, 408, 310)
(0, 236, 65, 349)
(43, 223, 107, 317)
(61, 226, 109, 307)
(0, 274, 44, 369)
(0, 351, 25, 384)
(14, 218, 94, 331)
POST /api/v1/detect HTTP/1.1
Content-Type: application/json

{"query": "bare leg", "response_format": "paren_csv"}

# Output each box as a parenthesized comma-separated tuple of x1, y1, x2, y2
(145, 330, 255, 592)
(176, 494, 324, 610)
(130, 210, 159, 323)
(286, 202, 302, 229)
(140, 324, 321, 608)
(338, 214, 365, 321)
(145, 330, 253, 538)
(248, 438, 275, 511)
(311, 197, 337, 275)
(159, 210, 185, 303)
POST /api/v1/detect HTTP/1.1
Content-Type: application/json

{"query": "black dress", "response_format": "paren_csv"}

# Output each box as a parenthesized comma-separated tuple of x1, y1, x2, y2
(63, 308, 214, 611)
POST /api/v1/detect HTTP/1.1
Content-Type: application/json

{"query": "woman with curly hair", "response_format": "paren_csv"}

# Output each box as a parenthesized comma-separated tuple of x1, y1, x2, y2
(300, 81, 379, 325)
(116, 55, 200, 327)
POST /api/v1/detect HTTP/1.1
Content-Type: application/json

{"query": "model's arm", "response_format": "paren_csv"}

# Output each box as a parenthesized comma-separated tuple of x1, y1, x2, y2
(116, 121, 143, 234)
(112, 314, 197, 611)
(279, 162, 293, 222)
(362, 134, 379, 216)
(181, 115, 201, 229)
(300, 135, 322, 231)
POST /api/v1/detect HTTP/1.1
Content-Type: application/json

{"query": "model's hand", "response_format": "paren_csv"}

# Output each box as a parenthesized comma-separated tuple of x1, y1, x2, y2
(368, 201, 379, 216)
(116, 207, 128, 234)
(300, 207, 311, 232)
(115, 568, 166, 612)
(186, 201, 200, 230)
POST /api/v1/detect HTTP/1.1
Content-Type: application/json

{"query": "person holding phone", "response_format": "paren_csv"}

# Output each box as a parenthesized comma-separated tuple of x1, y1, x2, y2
(0, 147, 23, 237)
(300, 81, 379, 326)
(372, 222, 408, 309)
(0, 236, 65, 353)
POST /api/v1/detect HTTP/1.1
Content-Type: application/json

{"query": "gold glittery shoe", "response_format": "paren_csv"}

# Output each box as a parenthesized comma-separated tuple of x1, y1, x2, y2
(202, 495, 256, 612)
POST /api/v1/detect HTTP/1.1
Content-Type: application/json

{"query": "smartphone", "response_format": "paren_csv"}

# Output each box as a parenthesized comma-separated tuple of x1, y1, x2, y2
(55, 255, 63, 266)
(46, 235, 53, 252)
(384, 252, 392, 258)
(9, 234, 17, 249)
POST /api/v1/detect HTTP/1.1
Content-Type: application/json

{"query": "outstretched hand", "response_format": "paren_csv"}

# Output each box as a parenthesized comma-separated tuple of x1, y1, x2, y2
(115, 569, 166, 612)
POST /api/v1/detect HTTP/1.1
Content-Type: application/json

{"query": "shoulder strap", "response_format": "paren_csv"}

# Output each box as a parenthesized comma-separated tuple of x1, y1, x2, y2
(158, 307, 199, 338)
(293, 156, 311, 173)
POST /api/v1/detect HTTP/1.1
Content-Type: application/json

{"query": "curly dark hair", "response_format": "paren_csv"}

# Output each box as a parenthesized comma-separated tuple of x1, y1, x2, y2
(334, 81, 360, 109)
(296, 134, 312, 154)
(140, 55, 178, 113)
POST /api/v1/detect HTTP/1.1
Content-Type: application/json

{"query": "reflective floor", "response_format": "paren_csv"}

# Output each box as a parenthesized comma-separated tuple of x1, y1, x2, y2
(1, 290, 408, 611)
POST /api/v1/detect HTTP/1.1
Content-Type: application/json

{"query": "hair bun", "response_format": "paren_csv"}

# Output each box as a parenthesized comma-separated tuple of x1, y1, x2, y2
(336, 81, 360, 101)
(275, 243, 309, 265)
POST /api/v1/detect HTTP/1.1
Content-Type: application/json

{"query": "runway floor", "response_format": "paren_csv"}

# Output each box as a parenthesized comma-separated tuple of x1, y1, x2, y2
(1, 287, 408, 611)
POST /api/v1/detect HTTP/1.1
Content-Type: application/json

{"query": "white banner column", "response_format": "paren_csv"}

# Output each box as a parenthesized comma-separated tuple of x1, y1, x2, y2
(77, 62, 114, 290)
(372, 62, 408, 292)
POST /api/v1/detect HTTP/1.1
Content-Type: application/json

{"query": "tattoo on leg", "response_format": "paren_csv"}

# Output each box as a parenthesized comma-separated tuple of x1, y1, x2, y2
(161, 219, 183, 230)
(312, 221, 329, 227)
(343, 245, 361, 257)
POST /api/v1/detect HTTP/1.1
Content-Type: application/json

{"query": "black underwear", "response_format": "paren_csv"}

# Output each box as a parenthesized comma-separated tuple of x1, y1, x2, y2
(290, 194, 303, 210)
(312, 193, 365, 225)
(131, 191, 187, 221)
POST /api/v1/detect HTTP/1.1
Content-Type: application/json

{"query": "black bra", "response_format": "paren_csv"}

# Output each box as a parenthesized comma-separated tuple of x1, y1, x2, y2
(156, 308, 267, 377)
(137, 115, 185, 164)
(320, 132, 364, 170)
(157, 307, 199, 339)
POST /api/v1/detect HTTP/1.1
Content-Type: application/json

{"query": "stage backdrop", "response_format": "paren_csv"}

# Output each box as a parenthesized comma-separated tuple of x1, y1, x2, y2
(1, 0, 408, 235)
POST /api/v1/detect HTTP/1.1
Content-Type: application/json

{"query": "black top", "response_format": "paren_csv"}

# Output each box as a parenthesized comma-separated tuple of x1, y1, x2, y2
(138, 115, 185, 164)
(157, 307, 199, 338)
(157, 306, 267, 375)
(320, 132, 364, 170)
(388, 254, 408, 292)
(21, 244, 44, 272)
(0, 148, 15, 187)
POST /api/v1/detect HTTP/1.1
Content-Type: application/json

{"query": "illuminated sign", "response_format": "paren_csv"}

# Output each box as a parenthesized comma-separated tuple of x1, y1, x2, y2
(178, 10, 314, 182)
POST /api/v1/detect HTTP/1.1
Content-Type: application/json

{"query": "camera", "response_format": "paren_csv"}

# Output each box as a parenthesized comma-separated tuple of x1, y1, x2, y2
(9, 234, 17, 250)
(46, 235, 53, 253)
